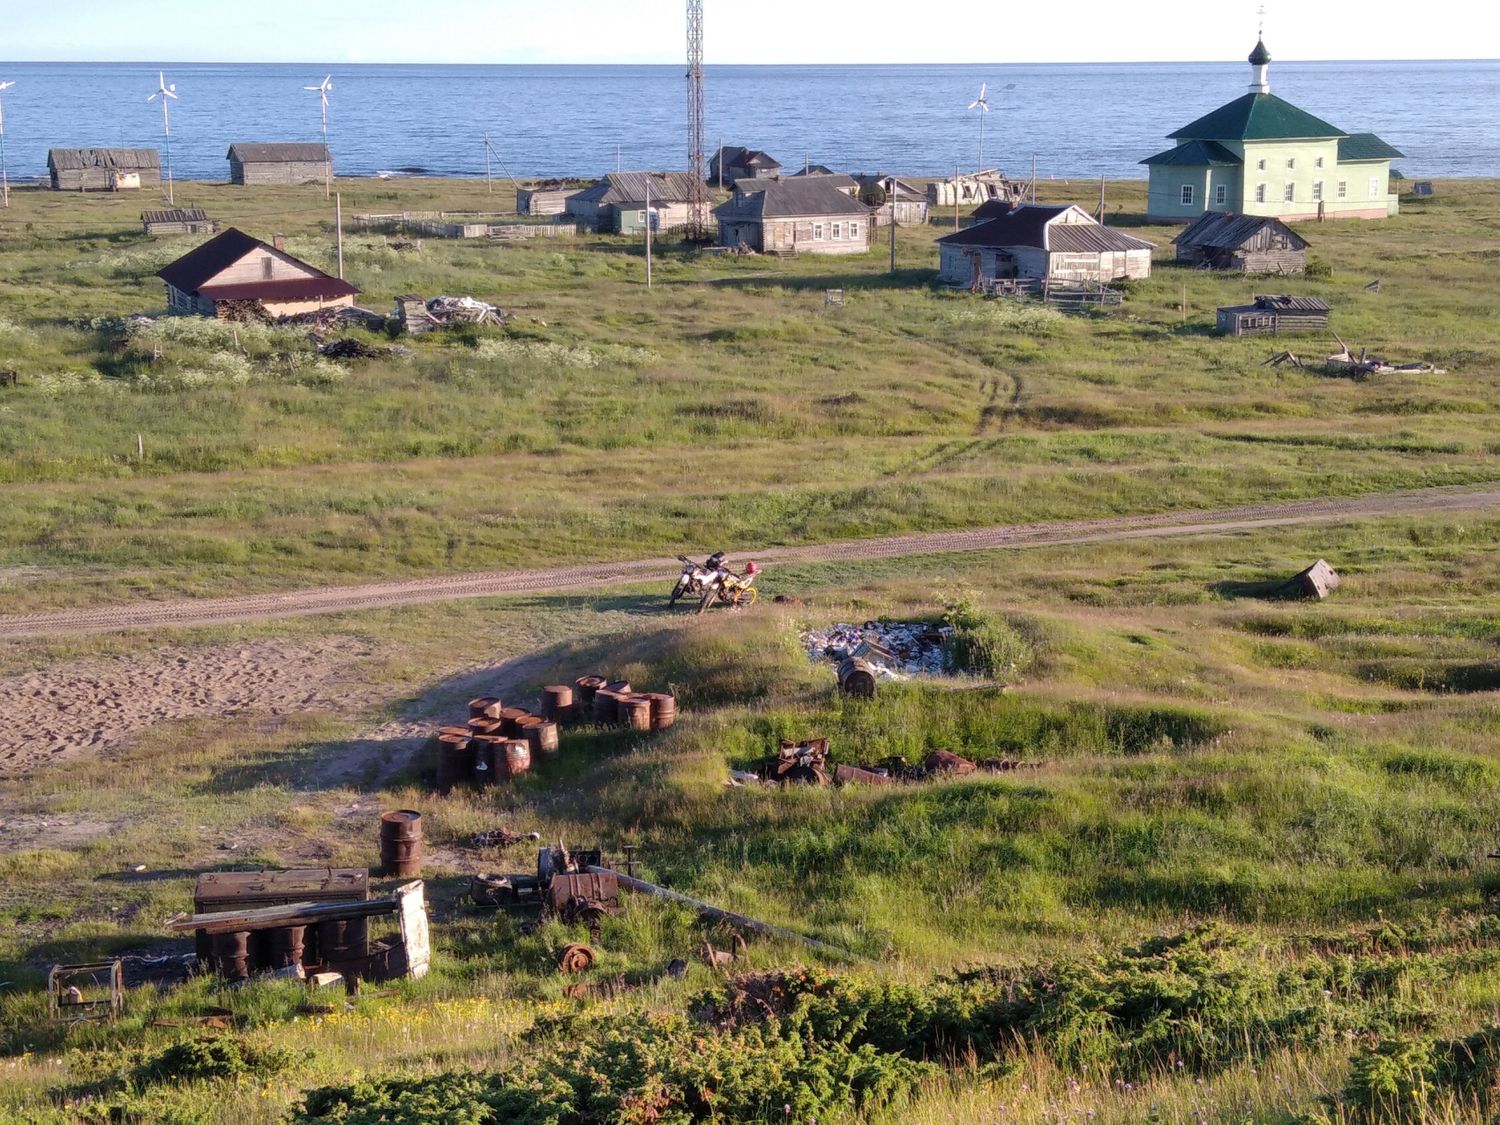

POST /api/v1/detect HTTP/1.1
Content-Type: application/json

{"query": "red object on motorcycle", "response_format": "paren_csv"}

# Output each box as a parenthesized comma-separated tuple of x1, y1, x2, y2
(744, 562, 759, 575)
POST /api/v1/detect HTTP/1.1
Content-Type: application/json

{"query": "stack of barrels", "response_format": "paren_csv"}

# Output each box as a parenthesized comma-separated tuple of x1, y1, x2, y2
(573, 675, 677, 733)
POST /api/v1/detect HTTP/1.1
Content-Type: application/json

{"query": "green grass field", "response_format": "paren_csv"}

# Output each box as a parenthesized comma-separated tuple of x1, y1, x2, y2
(1, 176, 1499, 1123)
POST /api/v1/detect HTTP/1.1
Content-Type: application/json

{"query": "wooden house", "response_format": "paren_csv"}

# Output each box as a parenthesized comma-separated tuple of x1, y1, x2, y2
(1216, 294, 1330, 336)
(786, 172, 860, 195)
(709, 146, 782, 186)
(926, 170, 1023, 208)
(713, 179, 874, 256)
(227, 143, 331, 186)
(156, 227, 358, 318)
(48, 148, 161, 191)
(517, 185, 586, 216)
(142, 208, 219, 236)
(855, 175, 930, 226)
(937, 204, 1155, 286)
(1175, 212, 1309, 273)
(565, 172, 701, 234)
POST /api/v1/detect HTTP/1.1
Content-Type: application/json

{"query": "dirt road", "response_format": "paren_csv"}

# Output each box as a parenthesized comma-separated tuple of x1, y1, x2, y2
(2, 484, 1496, 640)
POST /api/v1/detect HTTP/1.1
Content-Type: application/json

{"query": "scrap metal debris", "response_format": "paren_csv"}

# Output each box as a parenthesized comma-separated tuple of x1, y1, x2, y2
(471, 828, 543, 849)
(1269, 337, 1448, 378)
(558, 943, 596, 974)
(732, 738, 1043, 789)
(801, 621, 952, 679)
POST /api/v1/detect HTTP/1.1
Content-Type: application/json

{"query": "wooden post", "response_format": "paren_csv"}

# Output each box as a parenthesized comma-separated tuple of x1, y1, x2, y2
(889, 180, 897, 274)
(954, 162, 960, 231)
(335, 192, 344, 280)
(484, 132, 492, 194)
(644, 179, 652, 289)
(1031, 155, 1037, 203)
(136, 433, 144, 460)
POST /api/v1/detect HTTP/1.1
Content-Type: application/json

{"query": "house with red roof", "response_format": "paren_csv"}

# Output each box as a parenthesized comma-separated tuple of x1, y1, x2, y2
(156, 228, 358, 318)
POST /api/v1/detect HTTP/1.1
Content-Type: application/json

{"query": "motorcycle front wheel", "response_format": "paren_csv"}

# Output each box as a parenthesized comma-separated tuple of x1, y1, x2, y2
(733, 587, 759, 609)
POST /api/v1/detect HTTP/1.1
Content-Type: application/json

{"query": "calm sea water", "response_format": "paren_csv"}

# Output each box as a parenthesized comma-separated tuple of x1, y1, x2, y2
(0, 60, 1495, 182)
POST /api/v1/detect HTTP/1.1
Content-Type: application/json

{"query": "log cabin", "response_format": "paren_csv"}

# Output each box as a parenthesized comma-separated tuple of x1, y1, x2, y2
(156, 228, 358, 318)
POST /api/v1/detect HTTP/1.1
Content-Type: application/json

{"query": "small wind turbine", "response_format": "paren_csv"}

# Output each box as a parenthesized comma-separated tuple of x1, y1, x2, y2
(967, 83, 990, 172)
(0, 81, 14, 209)
(304, 75, 333, 197)
(148, 71, 178, 204)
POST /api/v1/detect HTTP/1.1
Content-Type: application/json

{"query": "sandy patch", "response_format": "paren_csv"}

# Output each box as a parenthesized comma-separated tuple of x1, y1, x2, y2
(0, 637, 375, 776)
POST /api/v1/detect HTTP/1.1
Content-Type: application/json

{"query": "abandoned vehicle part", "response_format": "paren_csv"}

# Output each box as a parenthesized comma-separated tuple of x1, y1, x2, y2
(379, 810, 423, 877)
(193, 868, 369, 966)
(589, 866, 855, 959)
(558, 943, 596, 974)
(48, 962, 124, 1023)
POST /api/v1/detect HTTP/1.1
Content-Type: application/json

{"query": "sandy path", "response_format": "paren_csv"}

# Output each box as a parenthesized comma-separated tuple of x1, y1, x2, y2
(1, 484, 1497, 640)
(0, 637, 375, 777)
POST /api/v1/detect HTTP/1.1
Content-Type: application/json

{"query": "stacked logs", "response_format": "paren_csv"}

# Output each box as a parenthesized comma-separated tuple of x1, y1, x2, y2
(431, 677, 677, 793)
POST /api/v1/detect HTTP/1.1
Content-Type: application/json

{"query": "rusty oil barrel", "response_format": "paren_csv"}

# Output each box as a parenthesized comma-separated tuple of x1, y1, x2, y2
(467, 716, 504, 737)
(212, 930, 251, 981)
(501, 738, 532, 779)
(379, 809, 423, 877)
(604, 679, 632, 698)
(318, 917, 368, 965)
(646, 693, 677, 730)
(436, 733, 472, 792)
(574, 676, 605, 707)
(837, 658, 878, 699)
(527, 719, 560, 756)
(471, 736, 498, 787)
(498, 707, 530, 736)
(621, 695, 654, 733)
(270, 925, 307, 970)
(541, 685, 574, 721)
(593, 689, 621, 725)
(468, 696, 503, 719)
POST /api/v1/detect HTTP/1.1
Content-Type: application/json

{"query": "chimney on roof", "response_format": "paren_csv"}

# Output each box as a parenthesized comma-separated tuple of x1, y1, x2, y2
(273, 234, 286, 251)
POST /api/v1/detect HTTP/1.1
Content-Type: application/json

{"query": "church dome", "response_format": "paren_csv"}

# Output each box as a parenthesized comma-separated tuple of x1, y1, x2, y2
(1248, 38, 1272, 65)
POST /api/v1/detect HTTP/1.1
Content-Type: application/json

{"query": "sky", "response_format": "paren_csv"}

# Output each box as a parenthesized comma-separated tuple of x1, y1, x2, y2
(4, 0, 1494, 65)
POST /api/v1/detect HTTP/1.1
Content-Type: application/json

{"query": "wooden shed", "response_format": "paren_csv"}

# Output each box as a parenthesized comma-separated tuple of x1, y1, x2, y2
(48, 148, 161, 191)
(142, 208, 219, 236)
(937, 204, 1155, 286)
(1175, 212, 1309, 273)
(517, 185, 585, 216)
(227, 143, 331, 186)
(1216, 294, 1330, 336)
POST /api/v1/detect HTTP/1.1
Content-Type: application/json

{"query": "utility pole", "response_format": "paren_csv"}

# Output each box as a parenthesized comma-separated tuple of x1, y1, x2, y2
(335, 192, 344, 279)
(888, 181, 897, 274)
(1031, 155, 1037, 204)
(644, 179, 653, 289)
(1097, 173, 1105, 222)
(484, 132, 492, 194)
(0, 81, 13, 209)
(954, 162, 960, 231)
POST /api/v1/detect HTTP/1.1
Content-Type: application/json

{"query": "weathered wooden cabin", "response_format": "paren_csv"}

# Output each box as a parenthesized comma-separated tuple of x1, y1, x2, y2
(566, 172, 701, 234)
(709, 146, 781, 186)
(855, 174, 930, 226)
(142, 208, 219, 236)
(157, 227, 358, 318)
(48, 148, 161, 191)
(517, 185, 585, 216)
(1216, 294, 1331, 336)
(713, 179, 874, 256)
(227, 143, 331, 186)
(926, 170, 1024, 208)
(937, 204, 1155, 286)
(1175, 212, 1309, 273)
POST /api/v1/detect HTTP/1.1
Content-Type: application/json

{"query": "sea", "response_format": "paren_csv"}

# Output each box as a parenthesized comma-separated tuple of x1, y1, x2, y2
(0, 59, 1496, 182)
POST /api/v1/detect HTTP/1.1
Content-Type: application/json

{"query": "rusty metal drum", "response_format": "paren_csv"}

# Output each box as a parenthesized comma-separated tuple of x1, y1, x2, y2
(379, 810, 423, 877)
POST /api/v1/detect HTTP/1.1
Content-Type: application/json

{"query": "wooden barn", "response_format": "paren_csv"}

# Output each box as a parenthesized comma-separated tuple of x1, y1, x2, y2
(517, 185, 586, 216)
(156, 227, 358, 318)
(1175, 212, 1309, 273)
(565, 172, 701, 234)
(1216, 294, 1331, 336)
(227, 143, 331, 186)
(142, 208, 219, 236)
(855, 175, 930, 226)
(48, 148, 160, 191)
(937, 205, 1155, 286)
(714, 179, 874, 256)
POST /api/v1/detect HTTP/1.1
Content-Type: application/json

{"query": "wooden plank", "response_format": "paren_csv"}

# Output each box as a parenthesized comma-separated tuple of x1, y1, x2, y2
(168, 896, 400, 935)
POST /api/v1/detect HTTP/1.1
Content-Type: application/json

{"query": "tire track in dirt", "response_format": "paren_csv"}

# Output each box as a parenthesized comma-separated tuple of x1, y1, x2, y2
(1, 484, 1496, 640)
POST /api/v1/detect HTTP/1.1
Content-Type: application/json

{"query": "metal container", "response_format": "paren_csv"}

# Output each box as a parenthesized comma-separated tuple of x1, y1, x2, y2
(501, 738, 532, 779)
(541, 685, 574, 721)
(621, 696, 654, 732)
(498, 707, 530, 736)
(467, 717, 504, 736)
(604, 680, 632, 697)
(527, 719, 560, 756)
(468, 696, 503, 719)
(471, 736, 499, 787)
(211, 931, 250, 981)
(574, 676, 606, 706)
(593, 689, 621, 725)
(269, 925, 307, 970)
(646, 693, 677, 730)
(436, 733, 472, 792)
(379, 809, 423, 877)
(837, 657, 878, 698)
(317, 917, 368, 966)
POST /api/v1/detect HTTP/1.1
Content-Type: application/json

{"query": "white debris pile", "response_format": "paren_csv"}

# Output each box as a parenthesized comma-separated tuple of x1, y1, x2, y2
(427, 295, 505, 325)
(800, 621, 953, 679)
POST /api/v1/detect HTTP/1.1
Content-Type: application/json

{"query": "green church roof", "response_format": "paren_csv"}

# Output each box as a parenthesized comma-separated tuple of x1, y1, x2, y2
(1140, 139, 1242, 167)
(1170, 92, 1346, 142)
(1338, 133, 1404, 161)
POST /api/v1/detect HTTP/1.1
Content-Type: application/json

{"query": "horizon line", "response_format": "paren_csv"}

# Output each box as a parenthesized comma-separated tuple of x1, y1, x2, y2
(2, 56, 1497, 67)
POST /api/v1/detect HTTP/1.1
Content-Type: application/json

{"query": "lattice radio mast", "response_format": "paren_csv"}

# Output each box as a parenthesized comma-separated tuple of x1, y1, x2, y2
(686, 0, 710, 241)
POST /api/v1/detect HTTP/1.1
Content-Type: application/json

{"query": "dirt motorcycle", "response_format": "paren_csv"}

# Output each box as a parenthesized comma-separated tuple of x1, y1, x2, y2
(669, 552, 726, 607)
(696, 560, 760, 614)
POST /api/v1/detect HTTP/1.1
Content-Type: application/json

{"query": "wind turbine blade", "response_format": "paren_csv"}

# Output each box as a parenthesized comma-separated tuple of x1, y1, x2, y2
(978, 82, 986, 99)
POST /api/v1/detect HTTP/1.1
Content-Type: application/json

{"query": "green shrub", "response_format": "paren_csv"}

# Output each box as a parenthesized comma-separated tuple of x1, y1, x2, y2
(1334, 1027, 1500, 1121)
(1304, 257, 1333, 280)
(133, 1036, 302, 1084)
(943, 596, 1034, 681)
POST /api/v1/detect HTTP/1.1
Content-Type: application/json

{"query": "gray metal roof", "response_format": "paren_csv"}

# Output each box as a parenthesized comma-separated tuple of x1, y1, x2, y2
(142, 208, 211, 224)
(48, 148, 160, 171)
(714, 178, 872, 221)
(579, 171, 702, 205)
(1174, 212, 1309, 251)
(227, 143, 330, 163)
(939, 204, 1153, 253)
(1047, 223, 1156, 254)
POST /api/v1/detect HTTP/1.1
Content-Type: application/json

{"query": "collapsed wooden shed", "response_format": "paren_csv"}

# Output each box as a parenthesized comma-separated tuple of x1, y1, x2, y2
(1216, 294, 1331, 336)
(142, 208, 219, 236)
(1175, 212, 1309, 273)
(48, 148, 161, 191)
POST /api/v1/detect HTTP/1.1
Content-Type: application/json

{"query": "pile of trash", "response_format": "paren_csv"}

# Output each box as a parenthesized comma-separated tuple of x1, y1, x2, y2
(427, 295, 505, 325)
(801, 621, 952, 680)
(729, 744, 1043, 789)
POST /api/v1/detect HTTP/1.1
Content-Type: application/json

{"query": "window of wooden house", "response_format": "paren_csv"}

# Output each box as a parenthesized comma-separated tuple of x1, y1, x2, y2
(1283, 182, 1296, 203)
(1286, 157, 1296, 170)
(1255, 183, 1267, 203)
(848, 221, 860, 239)
(813, 223, 824, 240)
(1315, 156, 1325, 169)
(1256, 158, 1266, 171)
(1180, 184, 1194, 206)
(1312, 181, 1324, 202)
(1337, 180, 1348, 199)
(832, 222, 842, 239)
(1369, 176, 1381, 197)
(1214, 184, 1227, 205)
